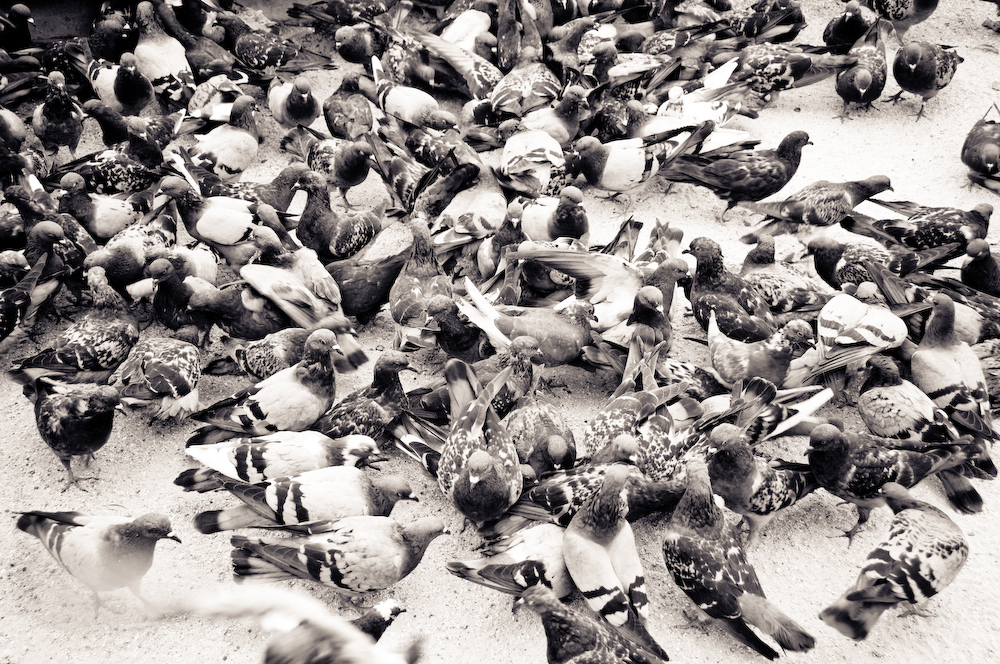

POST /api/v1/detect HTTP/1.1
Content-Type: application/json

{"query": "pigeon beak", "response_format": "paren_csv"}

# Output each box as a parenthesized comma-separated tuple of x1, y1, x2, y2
(364, 453, 389, 467)
(27, 17, 35, 24)
(115, 402, 129, 416)
(166, 532, 181, 543)
(406, 493, 420, 502)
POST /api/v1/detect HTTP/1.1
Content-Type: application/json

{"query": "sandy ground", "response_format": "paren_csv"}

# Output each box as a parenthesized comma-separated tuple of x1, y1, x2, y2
(3, 0, 1000, 662)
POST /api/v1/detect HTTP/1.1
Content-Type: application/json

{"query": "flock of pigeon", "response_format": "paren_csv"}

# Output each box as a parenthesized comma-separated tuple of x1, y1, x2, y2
(2, 0, 1000, 662)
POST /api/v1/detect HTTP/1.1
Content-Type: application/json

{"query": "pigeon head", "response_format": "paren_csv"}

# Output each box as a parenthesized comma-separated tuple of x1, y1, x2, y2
(303, 328, 340, 360)
(372, 474, 418, 507)
(861, 354, 902, 391)
(604, 434, 639, 464)
(966, 239, 991, 259)
(294, 170, 328, 193)
(130, 513, 181, 544)
(148, 257, 176, 283)
(923, 293, 958, 345)
(972, 203, 994, 221)
(853, 68, 873, 96)
(588, 464, 631, 524)
(805, 423, 843, 455)
(900, 42, 925, 69)
(510, 336, 543, 362)
(780, 319, 813, 350)
(543, 435, 575, 471)
(373, 350, 414, 379)
(157, 176, 193, 199)
(776, 131, 812, 158)
(878, 482, 922, 513)
(422, 109, 458, 131)
(59, 172, 87, 193)
(635, 285, 664, 313)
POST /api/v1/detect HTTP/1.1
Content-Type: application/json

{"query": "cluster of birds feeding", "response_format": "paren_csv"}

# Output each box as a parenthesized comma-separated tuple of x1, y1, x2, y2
(2, 0, 1000, 661)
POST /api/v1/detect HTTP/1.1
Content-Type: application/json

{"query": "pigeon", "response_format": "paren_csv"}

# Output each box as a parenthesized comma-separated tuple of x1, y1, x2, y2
(909, 293, 996, 452)
(520, 186, 590, 244)
(186, 329, 340, 446)
(438, 359, 523, 524)
(0, 4, 33, 52)
(858, 199, 991, 254)
(819, 483, 969, 640)
(739, 175, 893, 243)
(154, 0, 234, 81)
(804, 423, 978, 540)
(823, 1, 874, 54)
(327, 253, 408, 324)
(782, 291, 909, 392)
(268, 76, 322, 130)
(707, 428, 818, 546)
(961, 104, 1000, 188)
(890, 42, 962, 120)
(489, 46, 561, 117)
(323, 72, 376, 140)
(457, 279, 596, 366)
(215, 11, 334, 73)
(184, 585, 420, 664)
(862, 0, 939, 41)
(424, 294, 496, 365)
(662, 457, 816, 660)
(505, 357, 577, 480)
(706, 310, 813, 388)
(521, 85, 590, 148)
(179, 431, 381, 488)
(133, 1, 196, 108)
(16, 511, 179, 615)
(56, 172, 144, 241)
(371, 54, 457, 130)
(73, 49, 154, 117)
(117, 337, 202, 420)
(312, 351, 413, 440)
(388, 217, 452, 350)
(230, 514, 446, 594)
(282, 128, 374, 207)
(146, 256, 215, 344)
(684, 236, 776, 342)
(189, 95, 261, 182)
(190, 465, 416, 534)
(29, 378, 122, 490)
(659, 130, 812, 221)
(446, 523, 573, 599)
(7, 266, 139, 390)
(835, 20, 888, 119)
(562, 465, 669, 660)
(291, 171, 386, 261)
(522, 583, 670, 664)
(960, 239, 1000, 296)
(737, 235, 832, 314)
(31, 71, 85, 166)
(855, 354, 985, 514)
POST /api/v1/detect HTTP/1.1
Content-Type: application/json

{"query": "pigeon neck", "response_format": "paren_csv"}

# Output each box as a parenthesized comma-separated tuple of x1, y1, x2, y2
(923, 304, 957, 346)
(672, 470, 721, 532)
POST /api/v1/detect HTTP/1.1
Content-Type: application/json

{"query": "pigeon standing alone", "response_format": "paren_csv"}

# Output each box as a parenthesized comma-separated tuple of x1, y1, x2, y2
(890, 42, 962, 120)
(16, 511, 180, 615)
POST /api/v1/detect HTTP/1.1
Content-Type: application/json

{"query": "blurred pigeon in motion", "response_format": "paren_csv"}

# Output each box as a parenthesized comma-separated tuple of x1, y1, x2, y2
(16, 511, 179, 615)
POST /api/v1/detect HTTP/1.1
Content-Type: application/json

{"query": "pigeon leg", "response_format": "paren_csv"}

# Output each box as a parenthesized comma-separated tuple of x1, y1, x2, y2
(914, 102, 928, 122)
(60, 458, 98, 492)
(91, 591, 106, 618)
(884, 90, 906, 105)
(840, 505, 872, 545)
(898, 600, 937, 619)
(339, 187, 354, 209)
(834, 102, 854, 123)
